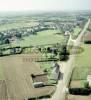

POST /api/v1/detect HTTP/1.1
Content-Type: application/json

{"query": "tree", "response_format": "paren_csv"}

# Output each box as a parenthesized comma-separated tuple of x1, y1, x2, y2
(47, 47, 51, 53)
(4, 38, 10, 44)
(16, 33, 22, 38)
(84, 81, 89, 88)
(38, 47, 41, 52)
(59, 45, 69, 61)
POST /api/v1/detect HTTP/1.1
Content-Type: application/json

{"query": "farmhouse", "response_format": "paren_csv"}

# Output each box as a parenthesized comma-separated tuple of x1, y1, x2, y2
(64, 31, 70, 36)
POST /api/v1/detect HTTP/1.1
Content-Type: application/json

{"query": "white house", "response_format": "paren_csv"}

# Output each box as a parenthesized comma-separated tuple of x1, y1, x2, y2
(64, 31, 70, 36)
(87, 75, 91, 87)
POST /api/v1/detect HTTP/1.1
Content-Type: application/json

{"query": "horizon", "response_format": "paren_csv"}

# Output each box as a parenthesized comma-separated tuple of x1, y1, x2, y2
(0, 0, 91, 12)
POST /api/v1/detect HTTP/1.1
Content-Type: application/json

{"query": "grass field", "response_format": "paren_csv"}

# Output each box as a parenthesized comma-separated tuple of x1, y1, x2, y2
(72, 44, 91, 80)
(11, 30, 67, 47)
(71, 26, 81, 39)
(0, 21, 38, 31)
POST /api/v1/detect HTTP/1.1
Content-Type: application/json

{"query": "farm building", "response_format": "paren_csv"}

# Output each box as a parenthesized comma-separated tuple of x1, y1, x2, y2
(33, 82, 44, 88)
(83, 32, 91, 44)
(50, 62, 60, 80)
(31, 74, 48, 88)
(64, 31, 70, 36)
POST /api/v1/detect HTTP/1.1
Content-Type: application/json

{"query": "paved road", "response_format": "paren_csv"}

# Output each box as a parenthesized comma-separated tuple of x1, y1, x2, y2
(48, 19, 90, 100)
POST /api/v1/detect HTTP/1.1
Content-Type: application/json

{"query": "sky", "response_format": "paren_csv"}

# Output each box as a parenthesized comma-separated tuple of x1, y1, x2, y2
(0, 0, 90, 12)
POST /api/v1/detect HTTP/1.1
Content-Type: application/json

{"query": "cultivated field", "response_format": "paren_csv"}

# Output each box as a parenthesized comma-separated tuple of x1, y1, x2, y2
(0, 54, 55, 100)
(0, 80, 8, 100)
(67, 94, 91, 100)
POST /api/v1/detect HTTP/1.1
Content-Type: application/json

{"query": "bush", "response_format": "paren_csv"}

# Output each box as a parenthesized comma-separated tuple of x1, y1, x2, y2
(43, 69, 48, 73)
(84, 81, 89, 88)
(59, 45, 69, 61)
(69, 88, 91, 95)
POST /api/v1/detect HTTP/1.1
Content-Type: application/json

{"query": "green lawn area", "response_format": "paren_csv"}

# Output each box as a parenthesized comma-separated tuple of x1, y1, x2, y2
(71, 26, 81, 39)
(11, 30, 67, 47)
(72, 44, 91, 80)
(39, 62, 52, 74)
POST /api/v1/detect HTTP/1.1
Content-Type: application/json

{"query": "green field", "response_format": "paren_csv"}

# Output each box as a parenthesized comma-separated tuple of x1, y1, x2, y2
(72, 44, 91, 80)
(40, 62, 52, 74)
(71, 26, 81, 39)
(11, 30, 67, 47)
(0, 21, 38, 31)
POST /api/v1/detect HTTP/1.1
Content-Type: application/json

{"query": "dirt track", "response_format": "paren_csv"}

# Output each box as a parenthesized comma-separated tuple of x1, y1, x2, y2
(0, 54, 55, 100)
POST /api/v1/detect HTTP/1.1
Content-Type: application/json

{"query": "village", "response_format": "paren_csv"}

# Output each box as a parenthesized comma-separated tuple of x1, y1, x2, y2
(0, 15, 86, 46)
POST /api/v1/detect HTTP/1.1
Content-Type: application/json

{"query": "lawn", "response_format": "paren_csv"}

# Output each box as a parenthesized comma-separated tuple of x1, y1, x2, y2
(72, 44, 91, 80)
(11, 30, 67, 47)
(39, 61, 52, 74)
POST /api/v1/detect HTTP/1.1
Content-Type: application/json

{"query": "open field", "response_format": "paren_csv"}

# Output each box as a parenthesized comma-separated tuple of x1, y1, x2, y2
(71, 26, 81, 39)
(0, 54, 55, 100)
(0, 80, 8, 100)
(70, 80, 85, 88)
(67, 94, 91, 100)
(0, 20, 39, 32)
(11, 30, 67, 47)
(72, 44, 91, 80)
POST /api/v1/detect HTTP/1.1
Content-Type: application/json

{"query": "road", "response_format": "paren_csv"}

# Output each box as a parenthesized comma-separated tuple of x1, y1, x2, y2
(48, 19, 90, 100)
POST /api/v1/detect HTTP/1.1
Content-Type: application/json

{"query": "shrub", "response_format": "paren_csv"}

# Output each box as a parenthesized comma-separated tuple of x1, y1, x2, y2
(69, 88, 91, 95)
(84, 81, 89, 88)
